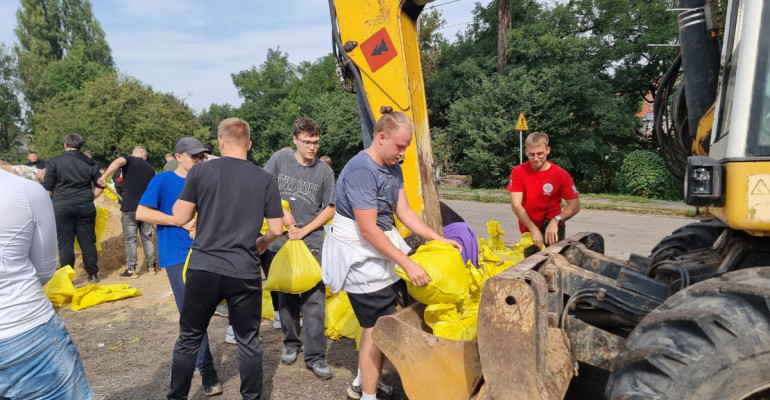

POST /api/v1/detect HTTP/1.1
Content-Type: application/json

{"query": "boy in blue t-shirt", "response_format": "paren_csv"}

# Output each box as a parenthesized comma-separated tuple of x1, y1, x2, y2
(135, 137, 223, 396)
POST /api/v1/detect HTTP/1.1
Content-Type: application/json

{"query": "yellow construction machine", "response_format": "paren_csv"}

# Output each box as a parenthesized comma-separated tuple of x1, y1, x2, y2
(328, 0, 770, 398)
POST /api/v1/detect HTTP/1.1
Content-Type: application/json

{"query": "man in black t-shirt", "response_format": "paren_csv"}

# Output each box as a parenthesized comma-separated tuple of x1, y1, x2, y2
(99, 146, 156, 277)
(168, 118, 284, 400)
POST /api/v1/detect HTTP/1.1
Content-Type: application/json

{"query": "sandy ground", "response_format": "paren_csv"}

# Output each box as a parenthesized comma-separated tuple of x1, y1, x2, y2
(59, 197, 405, 400)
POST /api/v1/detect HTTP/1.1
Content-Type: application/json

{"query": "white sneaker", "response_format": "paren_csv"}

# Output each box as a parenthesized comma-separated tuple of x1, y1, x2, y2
(273, 314, 281, 329)
(225, 326, 260, 344)
(225, 325, 236, 344)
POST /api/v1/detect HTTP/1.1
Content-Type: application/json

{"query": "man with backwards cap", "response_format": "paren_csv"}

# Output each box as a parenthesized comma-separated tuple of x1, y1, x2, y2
(135, 137, 223, 396)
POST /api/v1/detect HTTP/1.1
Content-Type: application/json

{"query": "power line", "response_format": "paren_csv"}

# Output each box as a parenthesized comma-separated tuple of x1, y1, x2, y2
(426, 0, 464, 9)
(439, 20, 473, 29)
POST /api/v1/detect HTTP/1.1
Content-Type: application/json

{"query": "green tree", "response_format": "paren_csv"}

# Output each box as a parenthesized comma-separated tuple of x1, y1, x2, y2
(419, 8, 447, 92)
(0, 44, 26, 162)
(232, 48, 300, 163)
(426, 0, 678, 190)
(617, 150, 682, 200)
(307, 90, 362, 176)
(33, 73, 204, 168)
(14, 0, 113, 108)
(198, 103, 235, 140)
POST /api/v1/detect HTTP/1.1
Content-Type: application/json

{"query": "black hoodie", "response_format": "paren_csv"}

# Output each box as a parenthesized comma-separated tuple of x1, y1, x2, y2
(42, 150, 103, 206)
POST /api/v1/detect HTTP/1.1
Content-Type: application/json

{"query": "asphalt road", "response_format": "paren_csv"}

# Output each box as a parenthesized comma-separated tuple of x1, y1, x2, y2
(442, 199, 697, 260)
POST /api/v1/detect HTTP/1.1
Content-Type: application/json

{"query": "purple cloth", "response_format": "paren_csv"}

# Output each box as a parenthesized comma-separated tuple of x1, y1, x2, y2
(443, 222, 479, 268)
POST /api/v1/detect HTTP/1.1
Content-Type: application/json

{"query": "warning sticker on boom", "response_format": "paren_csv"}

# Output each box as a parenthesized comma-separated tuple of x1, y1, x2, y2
(747, 174, 770, 221)
(361, 28, 397, 73)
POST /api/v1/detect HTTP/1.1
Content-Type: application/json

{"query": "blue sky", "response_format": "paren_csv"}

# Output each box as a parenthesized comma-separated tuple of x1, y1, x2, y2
(0, 0, 482, 113)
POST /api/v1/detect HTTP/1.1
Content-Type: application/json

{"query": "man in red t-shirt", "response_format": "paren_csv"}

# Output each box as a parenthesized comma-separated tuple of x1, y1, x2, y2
(506, 132, 580, 256)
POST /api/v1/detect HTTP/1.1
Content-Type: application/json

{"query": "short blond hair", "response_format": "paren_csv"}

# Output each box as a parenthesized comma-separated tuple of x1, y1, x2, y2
(525, 132, 549, 147)
(218, 117, 251, 146)
(132, 146, 147, 157)
(374, 111, 414, 137)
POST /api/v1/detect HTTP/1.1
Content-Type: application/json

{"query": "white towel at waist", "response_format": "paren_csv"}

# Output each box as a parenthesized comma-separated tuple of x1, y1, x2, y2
(322, 213, 411, 294)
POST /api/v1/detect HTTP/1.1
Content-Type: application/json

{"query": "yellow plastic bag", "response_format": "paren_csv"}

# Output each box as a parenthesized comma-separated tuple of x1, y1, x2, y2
(71, 283, 142, 311)
(260, 199, 291, 234)
(263, 240, 322, 294)
(103, 183, 120, 204)
(325, 291, 361, 340)
(424, 303, 478, 341)
(75, 206, 110, 253)
(486, 220, 508, 251)
(262, 290, 275, 320)
(396, 240, 469, 305)
(43, 266, 76, 307)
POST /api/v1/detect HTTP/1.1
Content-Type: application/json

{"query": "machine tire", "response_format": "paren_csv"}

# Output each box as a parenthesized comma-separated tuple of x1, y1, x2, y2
(648, 218, 726, 267)
(606, 267, 770, 400)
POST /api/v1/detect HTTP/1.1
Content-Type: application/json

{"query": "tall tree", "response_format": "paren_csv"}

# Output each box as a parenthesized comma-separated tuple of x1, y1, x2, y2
(33, 73, 205, 168)
(418, 8, 447, 90)
(14, 0, 113, 108)
(232, 48, 300, 163)
(0, 44, 25, 161)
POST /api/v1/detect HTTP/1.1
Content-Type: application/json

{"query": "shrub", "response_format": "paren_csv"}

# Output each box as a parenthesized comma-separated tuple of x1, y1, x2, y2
(617, 150, 682, 200)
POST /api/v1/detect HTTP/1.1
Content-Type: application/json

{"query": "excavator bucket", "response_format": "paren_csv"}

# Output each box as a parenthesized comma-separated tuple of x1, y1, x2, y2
(373, 263, 574, 400)
(372, 303, 483, 400)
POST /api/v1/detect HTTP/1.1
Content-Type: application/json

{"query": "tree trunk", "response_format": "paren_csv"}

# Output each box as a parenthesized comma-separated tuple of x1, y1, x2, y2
(497, 0, 512, 74)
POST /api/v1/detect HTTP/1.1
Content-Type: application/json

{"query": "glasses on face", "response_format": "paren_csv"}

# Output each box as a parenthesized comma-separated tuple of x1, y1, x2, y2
(186, 153, 206, 161)
(296, 138, 321, 148)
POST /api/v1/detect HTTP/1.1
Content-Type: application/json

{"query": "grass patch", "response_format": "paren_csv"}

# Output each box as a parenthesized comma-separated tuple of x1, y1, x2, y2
(438, 186, 696, 217)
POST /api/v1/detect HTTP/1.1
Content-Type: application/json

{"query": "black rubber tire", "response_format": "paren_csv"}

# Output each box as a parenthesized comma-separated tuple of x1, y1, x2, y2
(648, 218, 726, 267)
(606, 267, 770, 400)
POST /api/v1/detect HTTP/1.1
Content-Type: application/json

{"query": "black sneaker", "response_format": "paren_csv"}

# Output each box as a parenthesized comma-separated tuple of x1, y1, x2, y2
(119, 269, 136, 278)
(281, 346, 300, 365)
(199, 365, 223, 396)
(306, 360, 333, 380)
(347, 380, 393, 400)
(87, 273, 100, 284)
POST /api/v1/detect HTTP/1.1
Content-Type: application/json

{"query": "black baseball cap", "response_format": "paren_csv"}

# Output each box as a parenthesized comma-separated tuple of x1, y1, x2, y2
(175, 137, 206, 154)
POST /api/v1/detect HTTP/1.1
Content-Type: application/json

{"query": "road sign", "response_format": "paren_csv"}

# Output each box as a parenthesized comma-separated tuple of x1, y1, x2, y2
(515, 113, 529, 131)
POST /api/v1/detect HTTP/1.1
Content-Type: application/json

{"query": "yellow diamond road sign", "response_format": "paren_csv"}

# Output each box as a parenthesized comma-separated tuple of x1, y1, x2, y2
(516, 113, 529, 131)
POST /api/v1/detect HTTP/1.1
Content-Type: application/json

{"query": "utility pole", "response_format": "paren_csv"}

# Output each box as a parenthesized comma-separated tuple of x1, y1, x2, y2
(497, 0, 512, 74)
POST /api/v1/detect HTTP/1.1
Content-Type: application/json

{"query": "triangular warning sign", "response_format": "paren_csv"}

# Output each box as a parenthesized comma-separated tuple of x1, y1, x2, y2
(515, 113, 529, 131)
(751, 179, 770, 195)
(372, 39, 389, 56)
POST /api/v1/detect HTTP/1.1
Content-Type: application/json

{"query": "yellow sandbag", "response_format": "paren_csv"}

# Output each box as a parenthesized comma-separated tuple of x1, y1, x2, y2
(44, 265, 76, 307)
(71, 283, 141, 311)
(74, 206, 110, 253)
(260, 199, 291, 234)
(325, 291, 361, 340)
(486, 220, 507, 251)
(262, 290, 275, 320)
(263, 240, 322, 294)
(103, 183, 120, 203)
(424, 303, 478, 341)
(396, 241, 469, 305)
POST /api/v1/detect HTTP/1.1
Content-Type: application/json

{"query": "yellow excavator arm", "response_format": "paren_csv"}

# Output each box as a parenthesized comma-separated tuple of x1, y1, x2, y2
(329, 0, 442, 236)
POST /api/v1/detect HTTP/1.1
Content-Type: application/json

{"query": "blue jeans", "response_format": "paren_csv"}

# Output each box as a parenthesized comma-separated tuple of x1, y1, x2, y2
(0, 315, 92, 400)
(54, 202, 99, 275)
(165, 263, 214, 370)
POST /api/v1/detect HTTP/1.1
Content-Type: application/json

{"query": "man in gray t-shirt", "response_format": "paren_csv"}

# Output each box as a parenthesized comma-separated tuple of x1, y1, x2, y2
(262, 118, 336, 380)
